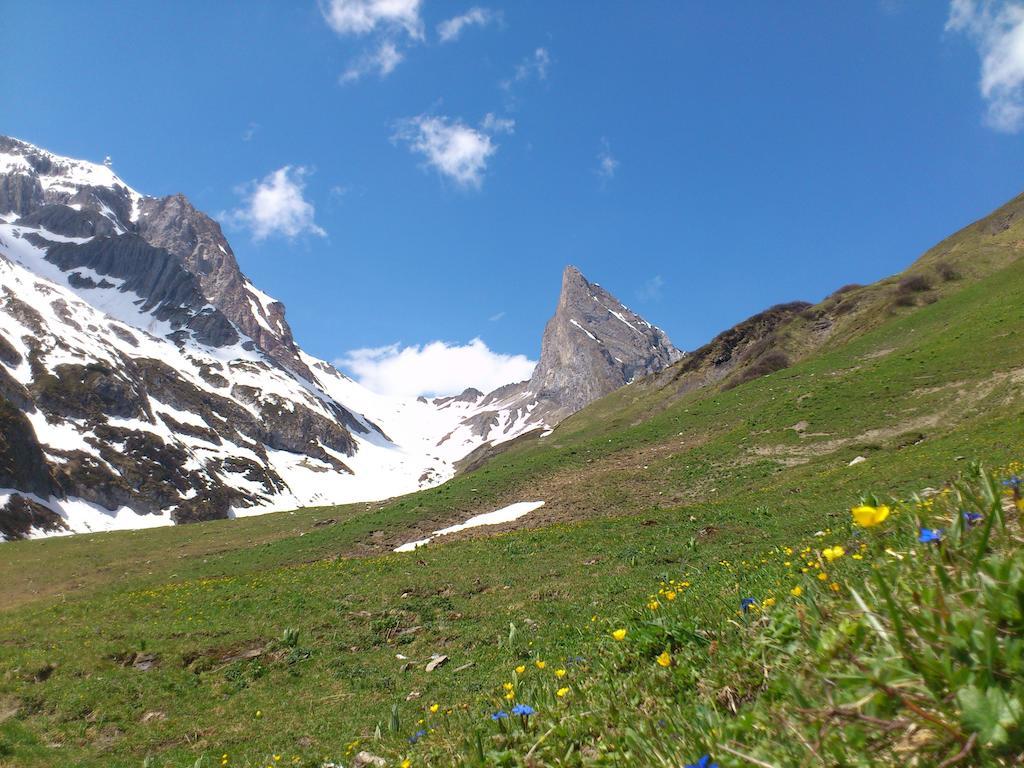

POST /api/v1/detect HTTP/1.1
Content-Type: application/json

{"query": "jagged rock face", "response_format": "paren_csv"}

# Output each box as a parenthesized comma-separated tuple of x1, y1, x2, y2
(529, 266, 682, 415)
(0, 494, 68, 541)
(44, 235, 241, 348)
(137, 195, 312, 379)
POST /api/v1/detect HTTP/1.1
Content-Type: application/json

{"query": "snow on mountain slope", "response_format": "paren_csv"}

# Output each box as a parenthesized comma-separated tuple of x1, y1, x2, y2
(0, 218, 520, 538)
(0, 137, 544, 539)
(0, 136, 680, 540)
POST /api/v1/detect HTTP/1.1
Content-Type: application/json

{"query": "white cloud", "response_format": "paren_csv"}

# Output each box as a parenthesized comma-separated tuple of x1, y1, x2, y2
(340, 40, 404, 83)
(320, 0, 423, 39)
(394, 115, 501, 188)
(947, 0, 1024, 131)
(223, 166, 326, 240)
(596, 138, 619, 179)
(481, 112, 516, 134)
(438, 7, 496, 43)
(637, 275, 665, 302)
(337, 338, 536, 397)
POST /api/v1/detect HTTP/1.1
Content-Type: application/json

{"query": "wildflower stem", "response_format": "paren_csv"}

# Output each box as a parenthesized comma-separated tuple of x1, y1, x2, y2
(717, 743, 779, 768)
(935, 733, 977, 768)
(523, 725, 557, 761)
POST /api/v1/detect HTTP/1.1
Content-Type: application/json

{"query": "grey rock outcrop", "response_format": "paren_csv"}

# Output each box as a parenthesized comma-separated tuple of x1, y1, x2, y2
(529, 266, 682, 417)
(0, 172, 43, 217)
(137, 195, 312, 379)
(43, 235, 241, 348)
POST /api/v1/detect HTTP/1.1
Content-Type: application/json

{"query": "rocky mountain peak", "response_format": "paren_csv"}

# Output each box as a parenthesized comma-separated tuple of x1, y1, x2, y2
(136, 194, 312, 379)
(528, 265, 683, 415)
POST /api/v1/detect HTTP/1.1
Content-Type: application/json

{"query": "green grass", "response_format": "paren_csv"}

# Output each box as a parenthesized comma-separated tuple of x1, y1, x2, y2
(397, 462, 1024, 767)
(0, 207, 1023, 766)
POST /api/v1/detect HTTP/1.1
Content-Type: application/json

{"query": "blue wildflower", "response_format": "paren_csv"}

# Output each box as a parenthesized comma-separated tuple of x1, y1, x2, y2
(1002, 476, 1021, 490)
(685, 756, 719, 768)
(741, 597, 757, 613)
(490, 710, 509, 721)
(511, 704, 535, 717)
(962, 511, 983, 525)
(408, 728, 427, 744)
(918, 528, 943, 543)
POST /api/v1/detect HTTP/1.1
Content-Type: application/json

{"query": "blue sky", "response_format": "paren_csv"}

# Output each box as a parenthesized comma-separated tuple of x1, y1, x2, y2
(4, 1, 1024, 395)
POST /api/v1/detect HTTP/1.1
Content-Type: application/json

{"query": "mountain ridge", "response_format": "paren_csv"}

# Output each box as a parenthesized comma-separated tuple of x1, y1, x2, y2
(0, 137, 680, 538)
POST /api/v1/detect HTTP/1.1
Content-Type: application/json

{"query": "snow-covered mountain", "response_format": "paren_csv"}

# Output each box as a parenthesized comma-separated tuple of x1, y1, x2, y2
(0, 137, 681, 539)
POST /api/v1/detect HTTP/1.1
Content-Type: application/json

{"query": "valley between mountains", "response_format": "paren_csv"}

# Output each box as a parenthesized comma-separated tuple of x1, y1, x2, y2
(1, 136, 1023, 768)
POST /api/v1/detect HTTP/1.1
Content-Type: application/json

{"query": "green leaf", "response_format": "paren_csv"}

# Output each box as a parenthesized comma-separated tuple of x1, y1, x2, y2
(957, 685, 1023, 748)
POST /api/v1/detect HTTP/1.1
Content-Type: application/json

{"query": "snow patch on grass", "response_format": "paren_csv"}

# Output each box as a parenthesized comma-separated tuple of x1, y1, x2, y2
(393, 501, 545, 552)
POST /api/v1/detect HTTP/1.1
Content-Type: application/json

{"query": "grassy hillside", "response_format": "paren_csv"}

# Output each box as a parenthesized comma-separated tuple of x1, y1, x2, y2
(0, 195, 1023, 767)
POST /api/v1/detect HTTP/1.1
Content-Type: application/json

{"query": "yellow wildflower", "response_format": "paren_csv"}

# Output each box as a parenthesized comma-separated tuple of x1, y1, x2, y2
(555, 668, 567, 678)
(401, 760, 412, 768)
(818, 572, 828, 581)
(763, 597, 776, 607)
(852, 504, 890, 527)
(612, 628, 627, 641)
(535, 660, 546, 669)
(656, 650, 672, 667)
(556, 686, 570, 697)
(648, 600, 660, 610)
(822, 545, 845, 562)
(790, 586, 803, 597)
(515, 665, 525, 674)
(830, 582, 841, 593)
(666, 591, 677, 601)
(429, 704, 439, 714)
(503, 682, 514, 692)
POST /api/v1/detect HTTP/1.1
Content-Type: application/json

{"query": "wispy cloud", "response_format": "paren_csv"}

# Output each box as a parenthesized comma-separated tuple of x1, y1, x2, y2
(320, 0, 422, 83)
(340, 40, 404, 84)
(481, 112, 516, 134)
(337, 338, 536, 397)
(947, 0, 1024, 132)
(394, 114, 513, 188)
(242, 122, 259, 142)
(438, 7, 497, 43)
(320, 0, 423, 38)
(596, 138, 619, 179)
(488, 310, 506, 322)
(502, 47, 551, 90)
(637, 275, 665, 302)
(222, 166, 326, 240)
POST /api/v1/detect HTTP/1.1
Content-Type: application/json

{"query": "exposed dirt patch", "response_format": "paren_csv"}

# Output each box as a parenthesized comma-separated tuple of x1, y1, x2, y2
(354, 431, 720, 556)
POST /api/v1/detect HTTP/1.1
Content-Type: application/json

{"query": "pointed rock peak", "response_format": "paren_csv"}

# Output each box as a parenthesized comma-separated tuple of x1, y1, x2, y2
(563, 264, 584, 282)
(529, 266, 683, 416)
(558, 265, 593, 304)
